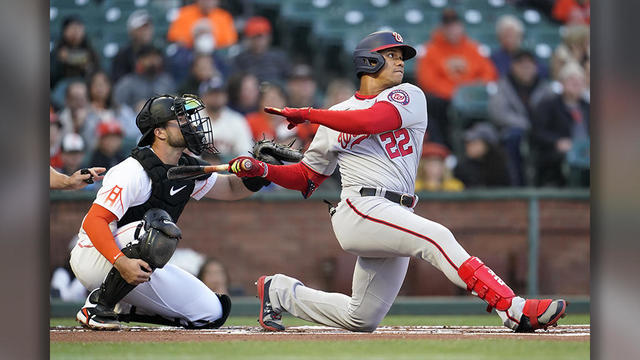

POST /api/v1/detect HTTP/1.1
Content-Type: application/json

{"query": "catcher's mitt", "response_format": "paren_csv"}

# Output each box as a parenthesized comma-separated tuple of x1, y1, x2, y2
(251, 138, 304, 165)
(242, 138, 304, 192)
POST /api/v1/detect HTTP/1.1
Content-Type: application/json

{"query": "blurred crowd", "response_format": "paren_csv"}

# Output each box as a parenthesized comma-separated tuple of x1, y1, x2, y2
(50, 0, 589, 190)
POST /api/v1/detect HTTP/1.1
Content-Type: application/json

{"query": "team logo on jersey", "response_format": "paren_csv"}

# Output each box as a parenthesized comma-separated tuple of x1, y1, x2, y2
(99, 185, 124, 210)
(392, 32, 403, 43)
(388, 89, 410, 105)
(338, 132, 369, 149)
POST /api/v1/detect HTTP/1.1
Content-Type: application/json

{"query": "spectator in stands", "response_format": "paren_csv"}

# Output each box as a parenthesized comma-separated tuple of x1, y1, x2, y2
(415, 8, 498, 147)
(50, 111, 63, 169)
(178, 53, 219, 95)
(551, 24, 589, 80)
(488, 49, 553, 186)
(490, 15, 549, 79)
(198, 258, 230, 295)
(232, 16, 290, 85)
(227, 72, 260, 115)
(323, 78, 356, 108)
(552, 0, 590, 24)
(167, 248, 206, 277)
(167, 0, 237, 50)
(58, 80, 92, 141)
(582, 58, 590, 102)
(58, 133, 87, 176)
(51, 237, 87, 302)
(286, 64, 321, 146)
(531, 62, 589, 187)
(86, 71, 138, 148)
(166, 19, 231, 85)
(113, 45, 176, 109)
(111, 10, 155, 83)
(199, 77, 253, 162)
(88, 121, 126, 171)
(454, 123, 510, 188)
(286, 64, 320, 108)
(415, 142, 464, 192)
(50, 15, 99, 89)
(245, 83, 296, 143)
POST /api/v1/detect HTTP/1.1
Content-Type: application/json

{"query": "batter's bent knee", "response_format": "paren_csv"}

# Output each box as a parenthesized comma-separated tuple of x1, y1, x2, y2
(343, 306, 385, 333)
(344, 313, 381, 333)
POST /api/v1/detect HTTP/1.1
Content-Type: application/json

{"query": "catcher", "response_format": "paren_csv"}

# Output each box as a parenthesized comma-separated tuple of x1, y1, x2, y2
(70, 93, 301, 330)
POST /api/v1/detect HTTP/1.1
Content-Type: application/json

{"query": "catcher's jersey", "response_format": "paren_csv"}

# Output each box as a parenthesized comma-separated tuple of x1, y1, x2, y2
(92, 156, 217, 221)
(302, 82, 427, 195)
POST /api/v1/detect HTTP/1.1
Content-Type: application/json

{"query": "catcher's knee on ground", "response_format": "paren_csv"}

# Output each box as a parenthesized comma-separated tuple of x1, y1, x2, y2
(118, 265, 232, 329)
(182, 293, 232, 329)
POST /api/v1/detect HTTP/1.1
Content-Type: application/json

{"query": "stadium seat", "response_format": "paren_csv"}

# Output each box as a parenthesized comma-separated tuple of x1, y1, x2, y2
(448, 83, 494, 154)
(450, 83, 492, 124)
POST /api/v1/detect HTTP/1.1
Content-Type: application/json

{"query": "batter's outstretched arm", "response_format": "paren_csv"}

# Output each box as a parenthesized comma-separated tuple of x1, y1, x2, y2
(265, 101, 401, 135)
(227, 158, 328, 199)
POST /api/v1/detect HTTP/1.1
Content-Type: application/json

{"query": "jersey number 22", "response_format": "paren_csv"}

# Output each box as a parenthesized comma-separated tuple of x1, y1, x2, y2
(379, 129, 413, 159)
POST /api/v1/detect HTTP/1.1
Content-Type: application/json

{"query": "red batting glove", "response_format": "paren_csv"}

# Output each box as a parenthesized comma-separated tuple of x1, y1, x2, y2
(264, 107, 312, 129)
(228, 156, 268, 178)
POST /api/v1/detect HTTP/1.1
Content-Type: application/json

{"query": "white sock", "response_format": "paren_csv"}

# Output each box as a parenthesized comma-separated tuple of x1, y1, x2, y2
(497, 296, 526, 330)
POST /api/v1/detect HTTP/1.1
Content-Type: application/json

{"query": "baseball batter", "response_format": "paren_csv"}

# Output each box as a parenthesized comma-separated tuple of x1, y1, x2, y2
(228, 31, 567, 333)
(70, 94, 261, 330)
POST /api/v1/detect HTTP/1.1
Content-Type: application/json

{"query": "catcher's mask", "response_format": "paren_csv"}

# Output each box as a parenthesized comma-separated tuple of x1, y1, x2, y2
(136, 94, 217, 155)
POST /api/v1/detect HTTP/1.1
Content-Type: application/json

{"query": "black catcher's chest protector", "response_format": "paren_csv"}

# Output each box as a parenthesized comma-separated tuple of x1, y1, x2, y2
(117, 147, 211, 227)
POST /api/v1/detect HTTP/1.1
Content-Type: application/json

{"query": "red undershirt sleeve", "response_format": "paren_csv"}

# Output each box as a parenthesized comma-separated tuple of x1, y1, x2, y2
(265, 162, 329, 198)
(82, 203, 124, 264)
(306, 101, 402, 135)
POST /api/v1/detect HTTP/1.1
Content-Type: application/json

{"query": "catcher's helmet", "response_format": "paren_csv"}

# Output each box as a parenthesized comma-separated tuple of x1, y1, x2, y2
(136, 94, 216, 155)
(353, 31, 416, 78)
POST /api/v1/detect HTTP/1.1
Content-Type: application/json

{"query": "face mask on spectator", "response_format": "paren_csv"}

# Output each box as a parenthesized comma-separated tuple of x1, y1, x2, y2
(194, 33, 216, 54)
(142, 63, 162, 77)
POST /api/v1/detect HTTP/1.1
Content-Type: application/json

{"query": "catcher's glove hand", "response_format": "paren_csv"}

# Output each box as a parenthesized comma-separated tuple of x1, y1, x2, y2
(241, 138, 304, 192)
(252, 138, 304, 165)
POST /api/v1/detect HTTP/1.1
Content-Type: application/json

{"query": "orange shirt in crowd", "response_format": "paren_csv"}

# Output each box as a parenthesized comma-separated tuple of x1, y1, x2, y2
(295, 123, 319, 149)
(246, 111, 318, 148)
(552, 0, 590, 24)
(246, 112, 276, 140)
(167, 4, 238, 49)
(415, 30, 497, 100)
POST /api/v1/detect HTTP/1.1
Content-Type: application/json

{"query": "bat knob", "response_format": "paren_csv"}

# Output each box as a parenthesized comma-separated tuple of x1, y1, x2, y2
(241, 159, 253, 171)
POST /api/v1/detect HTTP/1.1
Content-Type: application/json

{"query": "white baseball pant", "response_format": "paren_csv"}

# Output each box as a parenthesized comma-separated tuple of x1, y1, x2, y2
(268, 192, 525, 331)
(69, 220, 223, 327)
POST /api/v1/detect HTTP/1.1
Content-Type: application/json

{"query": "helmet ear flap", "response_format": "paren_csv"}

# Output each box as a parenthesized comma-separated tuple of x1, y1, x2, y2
(353, 50, 385, 77)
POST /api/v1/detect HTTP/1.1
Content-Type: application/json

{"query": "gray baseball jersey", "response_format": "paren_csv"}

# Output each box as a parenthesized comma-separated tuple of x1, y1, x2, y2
(265, 82, 527, 332)
(302, 83, 427, 195)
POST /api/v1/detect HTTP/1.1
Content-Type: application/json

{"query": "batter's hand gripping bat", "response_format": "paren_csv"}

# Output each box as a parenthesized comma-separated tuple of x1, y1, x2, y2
(167, 159, 252, 180)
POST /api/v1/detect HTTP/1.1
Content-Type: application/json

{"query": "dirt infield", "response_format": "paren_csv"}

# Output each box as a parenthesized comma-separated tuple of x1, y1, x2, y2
(51, 325, 590, 343)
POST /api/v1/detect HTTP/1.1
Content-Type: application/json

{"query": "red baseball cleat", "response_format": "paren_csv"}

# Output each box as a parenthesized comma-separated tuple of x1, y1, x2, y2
(256, 275, 285, 331)
(515, 299, 568, 332)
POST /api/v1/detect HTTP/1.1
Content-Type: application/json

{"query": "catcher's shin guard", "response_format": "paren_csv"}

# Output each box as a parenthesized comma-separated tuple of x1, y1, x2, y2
(97, 209, 182, 312)
(95, 243, 141, 310)
(458, 256, 515, 312)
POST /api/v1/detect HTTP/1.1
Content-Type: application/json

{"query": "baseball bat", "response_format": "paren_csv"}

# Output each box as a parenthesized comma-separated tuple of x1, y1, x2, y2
(167, 159, 253, 180)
